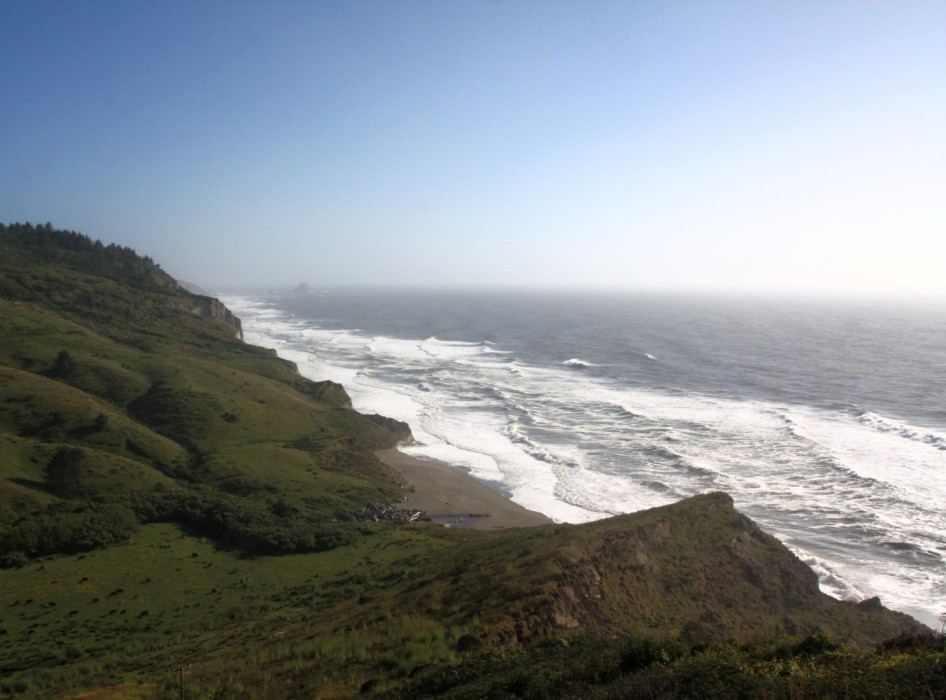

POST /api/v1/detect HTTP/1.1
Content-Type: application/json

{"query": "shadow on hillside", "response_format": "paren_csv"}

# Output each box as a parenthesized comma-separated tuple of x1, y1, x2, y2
(8, 477, 46, 491)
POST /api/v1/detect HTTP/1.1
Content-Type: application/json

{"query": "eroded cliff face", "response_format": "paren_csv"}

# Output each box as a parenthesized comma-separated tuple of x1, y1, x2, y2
(179, 294, 244, 340)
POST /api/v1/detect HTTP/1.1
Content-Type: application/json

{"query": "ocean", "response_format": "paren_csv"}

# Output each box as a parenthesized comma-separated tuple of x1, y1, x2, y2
(219, 288, 946, 628)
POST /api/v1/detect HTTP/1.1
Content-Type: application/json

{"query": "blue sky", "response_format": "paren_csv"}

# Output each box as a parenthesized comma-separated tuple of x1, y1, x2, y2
(2, 1, 944, 296)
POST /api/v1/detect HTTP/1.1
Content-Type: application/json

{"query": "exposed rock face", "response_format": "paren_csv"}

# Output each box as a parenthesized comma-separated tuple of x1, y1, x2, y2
(306, 379, 353, 409)
(496, 492, 927, 646)
(365, 414, 413, 445)
(180, 294, 243, 340)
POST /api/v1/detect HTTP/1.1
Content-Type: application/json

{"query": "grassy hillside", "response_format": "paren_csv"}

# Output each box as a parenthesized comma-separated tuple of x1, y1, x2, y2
(0, 224, 939, 699)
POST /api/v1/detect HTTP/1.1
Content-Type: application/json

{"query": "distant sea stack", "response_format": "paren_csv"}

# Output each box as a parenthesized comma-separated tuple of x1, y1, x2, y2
(293, 282, 310, 294)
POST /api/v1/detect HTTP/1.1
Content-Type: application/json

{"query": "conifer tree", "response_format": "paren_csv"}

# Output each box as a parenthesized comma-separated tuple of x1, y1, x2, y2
(51, 350, 76, 377)
(44, 447, 87, 498)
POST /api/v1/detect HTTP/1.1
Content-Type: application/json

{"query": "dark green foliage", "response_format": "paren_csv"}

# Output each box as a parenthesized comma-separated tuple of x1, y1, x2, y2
(43, 447, 87, 498)
(456, 633, 483, 652)
(92, 413, 109, 432)
(878, 630, 946, 653)
(385, 631, 946, 699)
(793, 631, 838, 655)
(0, 223, 234, 345)
(0, 551, 28, 568)
(50, 350, 75, 378)
(123, 487, 364, 554)
(0, 503, 139, 562)
(0, 222, 174, 294)
(619, 634, 685, 672)
(127, 380, 218, 444)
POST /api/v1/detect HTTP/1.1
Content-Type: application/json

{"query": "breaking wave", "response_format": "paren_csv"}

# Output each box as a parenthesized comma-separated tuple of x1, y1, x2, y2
(562, 358, 594, 368)
(858, 411, 946, 450)
(220, 290, 946, 629)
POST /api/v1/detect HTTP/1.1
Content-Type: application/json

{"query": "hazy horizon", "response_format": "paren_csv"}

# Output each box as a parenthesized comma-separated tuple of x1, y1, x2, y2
(2, 2, 944, 299)
(217, 282, 946, 312)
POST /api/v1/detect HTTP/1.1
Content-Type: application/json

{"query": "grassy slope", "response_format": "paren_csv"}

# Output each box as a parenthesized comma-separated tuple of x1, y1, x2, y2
(0, 225, 937, 699)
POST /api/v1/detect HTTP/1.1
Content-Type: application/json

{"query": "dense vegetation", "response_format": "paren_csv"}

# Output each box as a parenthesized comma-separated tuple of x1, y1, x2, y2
(0, 223, 405, 557)
(386, 630, 946, 699)
(0, 224, 940, 698)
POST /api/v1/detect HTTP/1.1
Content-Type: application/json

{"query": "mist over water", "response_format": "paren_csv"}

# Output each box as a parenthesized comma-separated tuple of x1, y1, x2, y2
(221, 289, 946, 628)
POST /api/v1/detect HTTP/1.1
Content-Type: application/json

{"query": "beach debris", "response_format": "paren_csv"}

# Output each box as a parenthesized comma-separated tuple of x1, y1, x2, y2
(349, 501, 426, 523)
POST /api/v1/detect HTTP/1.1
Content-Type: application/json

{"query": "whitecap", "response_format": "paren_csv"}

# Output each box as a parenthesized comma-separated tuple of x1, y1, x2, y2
(791, 547, 867, 602)
(857, 411, 946, 450)
(220, 291, 946, 629)
(562, 358, 594, 368)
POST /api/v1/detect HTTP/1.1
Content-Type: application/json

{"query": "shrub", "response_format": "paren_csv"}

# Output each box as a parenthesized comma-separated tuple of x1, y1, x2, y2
(456, 633, 483, 653)
(50, 349, 76, 377)
(0, 551, 28, 568)
(43, 446, 88, 498)
(620, 635, 684, 672)
(123, 487, 363, 554)
(0, 503, 139, 562)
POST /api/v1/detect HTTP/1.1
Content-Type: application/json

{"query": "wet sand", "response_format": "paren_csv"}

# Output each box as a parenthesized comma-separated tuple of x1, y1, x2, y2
(376, 448, 553, 530)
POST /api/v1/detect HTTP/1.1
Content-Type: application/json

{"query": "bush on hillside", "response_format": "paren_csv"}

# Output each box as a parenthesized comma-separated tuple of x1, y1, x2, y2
(0, 503, 139, 564)
(43, 446, 88, 498)
(125, 487, 366, 554)
(50, 349, 76, 377)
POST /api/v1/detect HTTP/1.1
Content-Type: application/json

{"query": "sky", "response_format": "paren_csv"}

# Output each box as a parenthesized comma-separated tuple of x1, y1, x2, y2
(2, 1, 945, 297)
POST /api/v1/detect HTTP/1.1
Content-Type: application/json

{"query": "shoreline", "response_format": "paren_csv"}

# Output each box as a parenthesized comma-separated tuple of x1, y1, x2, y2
(375, 448, 553, 530)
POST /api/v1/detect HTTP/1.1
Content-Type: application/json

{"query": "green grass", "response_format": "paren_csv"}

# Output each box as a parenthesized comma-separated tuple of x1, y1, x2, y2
(0, 223, 936, 699)
(0, 293, 402, 521)
(0, 522, 466, 697)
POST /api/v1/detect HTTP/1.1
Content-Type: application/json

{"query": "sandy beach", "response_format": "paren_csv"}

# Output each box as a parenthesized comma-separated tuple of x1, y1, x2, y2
(376, 448, 553, 530)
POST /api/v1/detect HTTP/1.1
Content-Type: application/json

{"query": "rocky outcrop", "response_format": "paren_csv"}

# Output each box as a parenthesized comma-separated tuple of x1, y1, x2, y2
(176, 294, 243, 340)
(493, 492, 927, 647)
(365, 414, 414, 445)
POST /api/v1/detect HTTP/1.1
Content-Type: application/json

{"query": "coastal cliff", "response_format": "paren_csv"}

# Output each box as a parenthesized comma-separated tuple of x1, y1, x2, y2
(176, 293, 244, 340)
(1, 223, 940, 699)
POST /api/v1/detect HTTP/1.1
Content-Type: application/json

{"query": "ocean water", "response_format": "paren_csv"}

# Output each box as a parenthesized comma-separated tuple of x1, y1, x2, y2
(219, 289, 946, 628)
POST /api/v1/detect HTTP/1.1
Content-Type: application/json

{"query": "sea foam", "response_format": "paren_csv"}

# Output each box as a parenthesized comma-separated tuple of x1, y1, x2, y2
(220, 292, 946, 628)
